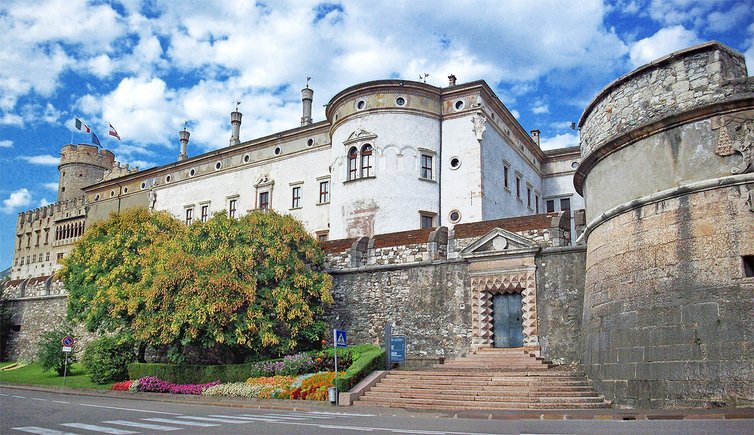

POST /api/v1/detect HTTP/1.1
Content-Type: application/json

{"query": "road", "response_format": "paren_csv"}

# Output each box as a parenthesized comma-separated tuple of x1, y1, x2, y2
(1, 386, 751, 435)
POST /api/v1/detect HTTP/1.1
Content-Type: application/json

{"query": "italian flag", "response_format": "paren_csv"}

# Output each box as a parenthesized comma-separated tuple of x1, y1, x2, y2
(75, 118, 90, 133)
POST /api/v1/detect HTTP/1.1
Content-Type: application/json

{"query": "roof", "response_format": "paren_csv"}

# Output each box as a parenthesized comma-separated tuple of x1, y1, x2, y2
(372, 228, 435, 249)
(320, 238, 357, 254)
(453, 213, 559, 240)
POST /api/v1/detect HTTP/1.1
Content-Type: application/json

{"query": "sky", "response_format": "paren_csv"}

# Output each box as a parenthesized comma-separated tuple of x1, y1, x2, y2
(0, 0, 752, 269)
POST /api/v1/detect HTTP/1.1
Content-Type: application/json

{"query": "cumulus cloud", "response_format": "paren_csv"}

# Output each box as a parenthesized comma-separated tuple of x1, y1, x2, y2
(42, 182, 58, 191)
(0, 140, 12, 148)
(1, 188, 32, 214)
(38, 198, 51, 207)
(17, 155, 60, 165)
(539, 132, 579, 151)
(532, 102, 550, 114)
(629, 26, 702, 68)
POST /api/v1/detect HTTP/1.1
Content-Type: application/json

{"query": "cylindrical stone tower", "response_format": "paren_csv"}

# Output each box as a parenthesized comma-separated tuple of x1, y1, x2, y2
(58, 144, 115, 202)
(178, 128, 190, 161)
(575, 42, 754, 408)
(229, 107, 242, 146)
(301, 86, 314, 126)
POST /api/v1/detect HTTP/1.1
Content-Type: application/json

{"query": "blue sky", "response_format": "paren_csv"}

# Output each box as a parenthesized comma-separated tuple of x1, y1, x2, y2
(1, 0, 752, 269)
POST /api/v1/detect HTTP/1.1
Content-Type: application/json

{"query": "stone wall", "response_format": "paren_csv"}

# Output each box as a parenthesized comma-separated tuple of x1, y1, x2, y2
(582, 186, 754, 408)
(535, 246, 586, 365)
(328, 261, 471, 358)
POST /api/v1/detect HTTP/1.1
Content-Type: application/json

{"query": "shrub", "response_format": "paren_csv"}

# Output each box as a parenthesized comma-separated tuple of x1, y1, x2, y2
(36, 321, 77, 376)
(112, 380, 133, 391)
(127, 361, 259, 384)
(333, 345, 384, 392)
(82, 335, 136, 384)
(311, 348, 353, 372)
(278, 353, 315, 376)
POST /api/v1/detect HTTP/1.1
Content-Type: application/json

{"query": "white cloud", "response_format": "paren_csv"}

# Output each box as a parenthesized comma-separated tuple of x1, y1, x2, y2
(510, 109, 521, 119)
(0, 140, 12, 148)
(629, 26, 702, 68)
(42, 182, 58, 191)
(532, 102, 550, 114)
(1, 188, 32, 214)
(38, 198, 51, 207)
(18, 155, 59, 165)
(539, 132, 579, 150)
(745, 22, 754, 76)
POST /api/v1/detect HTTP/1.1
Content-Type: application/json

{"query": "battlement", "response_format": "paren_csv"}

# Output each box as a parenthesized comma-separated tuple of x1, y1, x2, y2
(17, 195, 86, 227)
(59, 144, 115, 169)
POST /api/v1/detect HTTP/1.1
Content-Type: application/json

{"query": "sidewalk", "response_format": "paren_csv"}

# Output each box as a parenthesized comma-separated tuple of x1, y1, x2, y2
(2, 383, 753, 421)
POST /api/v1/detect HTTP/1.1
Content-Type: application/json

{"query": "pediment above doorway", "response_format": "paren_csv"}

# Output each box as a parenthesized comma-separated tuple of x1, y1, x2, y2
(460, 228, 539, 259)
(344, 129, 377, 145)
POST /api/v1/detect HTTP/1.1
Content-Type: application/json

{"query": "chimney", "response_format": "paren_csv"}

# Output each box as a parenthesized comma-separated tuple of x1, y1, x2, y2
(178, 128, 190, 161)
(530, 129, 540, 146)
(448, 74, 457, 86)
(229, 103, 242, 146)
(301, 86, 314, 126)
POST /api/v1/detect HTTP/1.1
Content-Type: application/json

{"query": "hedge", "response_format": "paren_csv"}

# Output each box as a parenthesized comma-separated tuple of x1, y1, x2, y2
(127, 361, 275, 384)
(333, 346, 385, 392)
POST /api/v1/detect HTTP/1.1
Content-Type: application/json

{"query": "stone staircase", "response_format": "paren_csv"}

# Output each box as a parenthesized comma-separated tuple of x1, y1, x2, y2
(354, 348, 610, 410)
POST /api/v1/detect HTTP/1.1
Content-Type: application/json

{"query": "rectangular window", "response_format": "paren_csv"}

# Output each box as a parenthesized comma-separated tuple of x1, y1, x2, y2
(45, 252, 50, 262)
(503, 165, 509, 189)
(20, 257, 24, 266)
(560, 198, 571, 214)
(515, 177, 521, 199)
(259, 191, 269, 210)
(44, 229, 49, 245)
(743, 256, 754, 278)
(291, 186, 301, 209)
(319, 181, 330, 204)
(420, 213, 435, 229)
(200, 205, 209, 222)
(35, 231, 40, 247)
(56, 253, 63, 262)
(26, 233, 31, 248)
(527, 187, 532, 208)
(17, 235, 22, 250)
(185, 208, 193, 225)
(420, 154, 433, 179)
(535, 194, 540, 213)
(32, 254, 36, 263)
(546, 199, 555, 213)
(317, 231, 329, 242)
(228, 199, 237, 219)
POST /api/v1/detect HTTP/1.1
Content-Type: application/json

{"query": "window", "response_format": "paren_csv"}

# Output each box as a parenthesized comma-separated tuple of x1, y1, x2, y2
(44, 229, 49, 245)
(56, 253, 63, 262)
(317, 231, 329, 242)
(291, 186, 301, 209)
(319, 181, 330, 204)
(503, 165, 509, 189)
(20, 257, 24, 266)
(515, 176, 521, 199)
(32, 254, 36, 263)
(546, 199, 555, 213)
(560, 198, 571, 214)
(185, 208, 193, 225)
(527, 186, 532, 208)
(361, 144, 373, 177)
(35, 231, 40, 247)
(228, 199, 237, 218)
(448, 210, 461, 223)
(421, 154, 433, 179)
(535, 194, 540, 213)
(420, 212, 435, 229)
(201, 205, 209, 222)
(259, 191, 269, 210)
(45, 252, 50, 262)
(743, 256, 754, 278)
(348, 147, 358, 180)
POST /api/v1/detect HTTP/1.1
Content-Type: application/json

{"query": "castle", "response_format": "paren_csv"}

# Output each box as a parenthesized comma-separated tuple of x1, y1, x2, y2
(3, 41, 753, 408)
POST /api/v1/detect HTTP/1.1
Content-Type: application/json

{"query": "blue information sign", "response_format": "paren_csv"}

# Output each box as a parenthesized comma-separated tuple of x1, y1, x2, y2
(389, 335, 406, 363)
(334, 329, 348, 348)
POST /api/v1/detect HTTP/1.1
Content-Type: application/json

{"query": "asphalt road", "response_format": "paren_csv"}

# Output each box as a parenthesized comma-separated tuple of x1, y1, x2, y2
(1, 386, 752, 435)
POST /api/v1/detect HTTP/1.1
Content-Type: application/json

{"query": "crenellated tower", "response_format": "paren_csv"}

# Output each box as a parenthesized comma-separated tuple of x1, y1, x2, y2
(57, 144, 115, 202)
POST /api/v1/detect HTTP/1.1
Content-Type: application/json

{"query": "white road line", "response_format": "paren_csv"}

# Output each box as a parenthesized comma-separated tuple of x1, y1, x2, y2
(257, 413, 329, 420)
(0, 393, 9, 396)
(208, 415, 283, 422)
(104, 420, 181, 431)
(317, 424, 375, 431)
(30, 397, 48, 401)
(60, 422, 138, 435)
(310, 411, 376, 417)
(177, 416, 250, 424)
(11, 395, 26, 399)
(52, 401, 69, 404)
(143, 418, 220, 428)
(80, 403, 181, 415)
(12, 427, 77, 435)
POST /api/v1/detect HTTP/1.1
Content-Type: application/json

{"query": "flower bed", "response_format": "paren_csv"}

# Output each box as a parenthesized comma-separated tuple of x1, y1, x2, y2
(111, 380, 133, 391)
(201, 372, 342, 400)
(132, 376, 220, 395)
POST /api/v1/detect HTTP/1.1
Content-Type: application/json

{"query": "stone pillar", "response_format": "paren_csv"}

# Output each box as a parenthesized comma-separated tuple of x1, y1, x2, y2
(177, 128, 190, 161)
(229, 109, 242, 146)
(301, 87, 314, 126)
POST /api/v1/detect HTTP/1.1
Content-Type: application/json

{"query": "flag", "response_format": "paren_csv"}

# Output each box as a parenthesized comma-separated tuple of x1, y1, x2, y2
(75, 118, 91, 133)
(92, 132, 101, 147)
(108, 123, 121, 141)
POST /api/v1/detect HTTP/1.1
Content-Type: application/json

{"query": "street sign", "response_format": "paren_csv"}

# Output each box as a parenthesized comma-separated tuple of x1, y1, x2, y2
(62, 346, 72, 353)
(390, 335, 406, 363)
(61, 335, 74, 347)
(334, 329, 347, 348)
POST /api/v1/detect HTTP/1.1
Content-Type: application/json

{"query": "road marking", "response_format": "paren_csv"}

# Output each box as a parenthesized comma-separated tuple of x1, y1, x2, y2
(243, 413, 311, 420)
(80, 403, 180, 415)
(177, 416, 250, 424)
(208, 414, 284, 422)
(12, 427, 77, 435)
(52, 401, 68, 404)
(11, 395, 26, 399)
(0, 393, 9, 396)
(317, 424, 376, 431)
(30, 397, 48, 401)
(143, 417, 220, 428)
(311, 411, 376, 417)
(104, 420, 181, 431)
(60, 422, 138, 434)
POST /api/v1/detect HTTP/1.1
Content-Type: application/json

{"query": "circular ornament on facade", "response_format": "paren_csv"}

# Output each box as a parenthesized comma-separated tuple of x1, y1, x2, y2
(395, 96, 406, 107)
(165, 174, 172, 183)
(356, 100, 366, 110)
(189, 168, 196, 177)
(243, 154, 251, 163)
(274, 147, 282, 155)
(123, 187, 128, 194)
(215, 161, 222, 170)
(307, 138, 314, 147)
(140, 181, 147, 190)
(571, 161, 579, 169)
(449, 210, 462, 223)
(109, 190, 115, 198)
(94, 194, 100, 201)
(454, 100, 465, 111)
(449, 157, 461, 170)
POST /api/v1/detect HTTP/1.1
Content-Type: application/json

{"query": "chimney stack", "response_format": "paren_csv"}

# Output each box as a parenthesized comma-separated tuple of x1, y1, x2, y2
(178, 128, 190, 161)
(229, 103, 242, 146)
(301, 85, 314, 126)
(530, 129, 541, 146)
(448, 74, 457, 86)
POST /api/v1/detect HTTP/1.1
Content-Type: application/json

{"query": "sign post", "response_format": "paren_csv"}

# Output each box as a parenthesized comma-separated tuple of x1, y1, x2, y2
(61, 335, 74, 386)
(390, 335, 406, 364)
(332, 329, 347, 405)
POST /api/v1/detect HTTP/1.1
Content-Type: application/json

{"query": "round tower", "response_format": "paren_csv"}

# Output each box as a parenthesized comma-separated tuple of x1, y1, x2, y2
(575, 42, 753, 408)
(58, 144, 115, 202)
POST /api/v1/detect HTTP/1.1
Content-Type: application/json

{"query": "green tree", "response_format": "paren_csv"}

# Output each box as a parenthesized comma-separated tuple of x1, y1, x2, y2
(82, 334, 135, 384)
(36, 320, 77, 375)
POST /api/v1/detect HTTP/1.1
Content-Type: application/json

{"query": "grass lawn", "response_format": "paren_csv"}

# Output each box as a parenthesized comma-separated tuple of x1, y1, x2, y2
(0, 362, 111, 390)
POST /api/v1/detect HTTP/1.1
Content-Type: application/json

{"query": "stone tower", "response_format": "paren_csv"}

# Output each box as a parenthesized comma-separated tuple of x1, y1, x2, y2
(575, 42, 754, 408)
(57, 144, 115, 202)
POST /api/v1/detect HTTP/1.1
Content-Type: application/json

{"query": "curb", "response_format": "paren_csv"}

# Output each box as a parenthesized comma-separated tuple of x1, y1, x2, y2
(2, 383, 752, 421)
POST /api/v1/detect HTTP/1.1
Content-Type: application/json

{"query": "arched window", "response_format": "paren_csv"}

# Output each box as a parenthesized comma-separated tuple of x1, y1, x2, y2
(361, 144, 373, 177)
(347, 147, 358, 180)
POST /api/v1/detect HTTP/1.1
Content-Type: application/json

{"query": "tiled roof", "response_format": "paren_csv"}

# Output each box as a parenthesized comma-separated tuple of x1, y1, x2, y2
(320, 238, 357, 254)
(372, 228, 435, 249)
(453, 213, 558, 239)
(28, 275, 52, 285)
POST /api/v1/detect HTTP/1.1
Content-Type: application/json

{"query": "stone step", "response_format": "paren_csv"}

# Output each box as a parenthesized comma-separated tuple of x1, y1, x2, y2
(394, 369, 583, 377)
(362, 391, 605, 403)
(354, 396, 610, 410)
(368, 387, 601, 398)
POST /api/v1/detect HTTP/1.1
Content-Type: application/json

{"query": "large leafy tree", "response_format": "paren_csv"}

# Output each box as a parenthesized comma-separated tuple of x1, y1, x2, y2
(60, 208, 332, 363)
